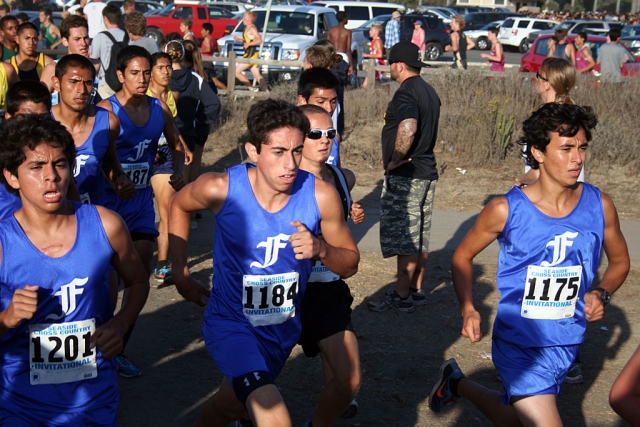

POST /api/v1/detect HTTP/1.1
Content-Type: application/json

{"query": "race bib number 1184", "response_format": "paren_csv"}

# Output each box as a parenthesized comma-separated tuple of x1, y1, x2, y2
(242, 272, 299, 327)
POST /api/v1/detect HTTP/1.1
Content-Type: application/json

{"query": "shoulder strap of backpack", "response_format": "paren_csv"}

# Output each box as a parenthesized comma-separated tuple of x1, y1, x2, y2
(101, 30, 117, 45)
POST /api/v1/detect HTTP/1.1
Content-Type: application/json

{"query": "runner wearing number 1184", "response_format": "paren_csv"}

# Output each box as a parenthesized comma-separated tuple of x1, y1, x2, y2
(169, 99, 359, 427)
(429, 103, 630, 427)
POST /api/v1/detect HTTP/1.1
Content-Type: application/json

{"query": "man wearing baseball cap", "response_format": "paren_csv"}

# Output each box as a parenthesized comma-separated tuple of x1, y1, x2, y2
(369, 41, 442, 313)
(384, 11, 401, 56)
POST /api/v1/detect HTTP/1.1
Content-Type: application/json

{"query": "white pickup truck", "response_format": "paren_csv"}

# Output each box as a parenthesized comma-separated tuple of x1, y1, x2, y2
(216, 5, 365, 83)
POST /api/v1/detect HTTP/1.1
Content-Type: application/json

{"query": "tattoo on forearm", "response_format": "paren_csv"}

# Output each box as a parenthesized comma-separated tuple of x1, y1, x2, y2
(392, 118, 417, 162)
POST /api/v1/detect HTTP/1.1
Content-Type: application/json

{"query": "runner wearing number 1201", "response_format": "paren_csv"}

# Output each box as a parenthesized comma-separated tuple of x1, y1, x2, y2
(0, 115, 149, 426)
(97, 46, 190, 377)
(429, 103, 630, 427)
(169, 99, 359, 427)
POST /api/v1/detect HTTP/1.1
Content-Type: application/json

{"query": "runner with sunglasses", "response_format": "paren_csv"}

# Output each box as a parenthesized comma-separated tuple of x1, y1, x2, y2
(297, 67, 341, 167)
(295, 104, 364, 426)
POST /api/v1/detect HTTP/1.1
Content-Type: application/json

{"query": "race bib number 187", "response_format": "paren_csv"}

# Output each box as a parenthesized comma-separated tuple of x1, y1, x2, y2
(122, 162, 150, 189)
(521, 265, 582, 320)
(29, 318, 97, 385)
(242, 272, 299, 327)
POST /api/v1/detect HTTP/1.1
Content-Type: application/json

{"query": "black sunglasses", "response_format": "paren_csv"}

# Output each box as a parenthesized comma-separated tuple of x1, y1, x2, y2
(307, 128, 337, 140)
(536, 71, 548, 82)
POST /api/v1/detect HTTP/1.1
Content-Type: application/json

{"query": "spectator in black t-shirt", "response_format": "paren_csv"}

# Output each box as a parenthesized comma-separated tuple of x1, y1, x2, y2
(368, 41, 441, 313)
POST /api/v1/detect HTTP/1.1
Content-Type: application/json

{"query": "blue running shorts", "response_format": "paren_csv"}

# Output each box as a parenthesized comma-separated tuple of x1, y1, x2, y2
(492, 337, 579, 405)
(103, 186, 158, 237)
(203, 317, 291, 403)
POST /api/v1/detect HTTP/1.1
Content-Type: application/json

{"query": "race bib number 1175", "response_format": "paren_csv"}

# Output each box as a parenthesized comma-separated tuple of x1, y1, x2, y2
(521, 265, 582, 320)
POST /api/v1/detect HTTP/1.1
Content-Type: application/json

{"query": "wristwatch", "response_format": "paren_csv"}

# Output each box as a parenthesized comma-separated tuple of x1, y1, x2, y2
(594, 287, 611, 307)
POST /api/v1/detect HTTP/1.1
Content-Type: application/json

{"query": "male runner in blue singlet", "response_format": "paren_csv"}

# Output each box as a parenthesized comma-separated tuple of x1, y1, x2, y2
(0, 115, 149, 426)
(51, 54, 133, 206)
(169, 99, 360, 427)
(429, 103, 630, 426)
(98, 45, 188, 377)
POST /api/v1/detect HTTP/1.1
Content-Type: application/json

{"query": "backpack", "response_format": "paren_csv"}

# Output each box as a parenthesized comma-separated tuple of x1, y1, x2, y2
(101, 31, 129, 92)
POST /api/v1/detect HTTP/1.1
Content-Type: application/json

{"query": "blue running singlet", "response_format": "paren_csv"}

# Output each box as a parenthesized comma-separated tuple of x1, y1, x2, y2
(0, 186, 21, 220)
(0, 202, 117, 420)
(204, 164, 320, 351)
(53, 106, 111, 206)
(493, 183, 604, 347)
(102, 95, 164, 235)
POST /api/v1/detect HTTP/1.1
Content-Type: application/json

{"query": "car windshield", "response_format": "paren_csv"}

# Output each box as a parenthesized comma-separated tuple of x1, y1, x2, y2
(358, 15, 390, 30)
(553, 21, 575, 31)
(433, 8, 455, 18)
(235, 11, 316, 34)
(156, 4, 175, 16)
(480, 21, 502, 31)
(622, 25, 640, 37)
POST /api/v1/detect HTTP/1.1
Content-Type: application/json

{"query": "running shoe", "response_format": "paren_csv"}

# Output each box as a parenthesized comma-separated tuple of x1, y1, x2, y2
(409, 288, 427, 305)
(153, 266, 171, 283)
(429, 358, 464, 413)
(564, 363, 584, 384)
(340, 398, 359, 418)
(115, 354, 142, 378)
(368, 291, 414, 313)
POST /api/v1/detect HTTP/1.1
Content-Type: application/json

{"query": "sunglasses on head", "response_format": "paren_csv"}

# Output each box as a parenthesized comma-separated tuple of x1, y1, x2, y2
(307, 128, 337, 140)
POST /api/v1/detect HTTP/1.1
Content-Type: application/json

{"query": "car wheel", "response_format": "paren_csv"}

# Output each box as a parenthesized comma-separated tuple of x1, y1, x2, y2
(425, 42, 442, 61)
(519, 38, 529, 53)
(476, 37, 489, 50)
(145, 27, 163, 42)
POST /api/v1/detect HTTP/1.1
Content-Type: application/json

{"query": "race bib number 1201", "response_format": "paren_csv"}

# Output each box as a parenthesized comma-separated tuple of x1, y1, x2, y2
(521, 265, 582, 320)
(29, 318, 97, 385)
(242, 272, 299, 327)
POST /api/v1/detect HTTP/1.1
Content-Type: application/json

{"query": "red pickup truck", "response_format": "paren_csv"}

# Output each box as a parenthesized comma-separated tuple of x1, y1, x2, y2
(144, 3, 239, 42)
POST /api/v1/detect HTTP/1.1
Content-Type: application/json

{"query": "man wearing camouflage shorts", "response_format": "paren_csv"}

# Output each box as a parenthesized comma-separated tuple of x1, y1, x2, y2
(368, 41, 441, 313)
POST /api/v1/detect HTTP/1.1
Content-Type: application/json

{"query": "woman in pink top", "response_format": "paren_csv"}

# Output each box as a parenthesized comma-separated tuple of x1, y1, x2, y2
(480, 27, 504, 72)
(411, 20, 426, 60)
(573, 32, 595, 75)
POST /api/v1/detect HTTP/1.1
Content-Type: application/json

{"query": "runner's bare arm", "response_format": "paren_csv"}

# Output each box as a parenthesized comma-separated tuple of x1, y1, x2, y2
(584, 192, 630, 322)
(94, 206, 150, 358)
(102, 112, 135, 199)
(342, 167, 364, 224)
(4, 63, 18, 86)
(290, 179, 359, 278)
(39, 62, 56, 91)
(452, 197, 508, 343)
(160, 101, 192, 172)
(168, 173, 229, 305)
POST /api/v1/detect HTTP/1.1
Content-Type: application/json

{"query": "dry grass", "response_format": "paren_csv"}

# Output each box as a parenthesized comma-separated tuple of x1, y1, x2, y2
(207, 73, 640, 175)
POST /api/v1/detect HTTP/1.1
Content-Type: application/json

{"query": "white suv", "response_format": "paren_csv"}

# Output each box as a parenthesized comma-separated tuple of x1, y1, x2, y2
(499, 17, 556, 52)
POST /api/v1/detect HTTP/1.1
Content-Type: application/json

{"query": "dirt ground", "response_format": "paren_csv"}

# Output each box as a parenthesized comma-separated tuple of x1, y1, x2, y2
(117, 136, 640, 426)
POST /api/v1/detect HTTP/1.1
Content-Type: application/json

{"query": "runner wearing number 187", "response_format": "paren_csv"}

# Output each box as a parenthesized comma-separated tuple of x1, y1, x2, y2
(169, 99, 359, 427)
(97, 45, 188, 377)
(429, 103, 630, 426)
(0, 115, 149, 426)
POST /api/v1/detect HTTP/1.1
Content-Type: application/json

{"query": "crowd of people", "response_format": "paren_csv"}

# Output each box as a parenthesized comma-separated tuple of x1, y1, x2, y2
(0, 3, 639, 427)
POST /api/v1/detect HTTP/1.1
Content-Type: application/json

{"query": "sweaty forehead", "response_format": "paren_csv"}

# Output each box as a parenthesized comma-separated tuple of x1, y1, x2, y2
(310, 88, 337, 100)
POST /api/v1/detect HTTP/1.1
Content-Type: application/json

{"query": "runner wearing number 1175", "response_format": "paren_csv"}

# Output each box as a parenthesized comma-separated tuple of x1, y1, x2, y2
(97, 45, 190, 377)
(429, 103, 630, 427)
